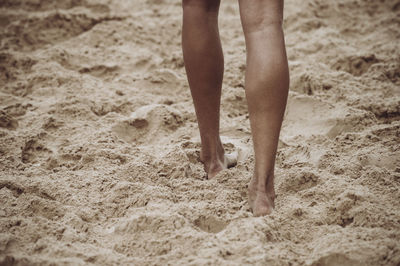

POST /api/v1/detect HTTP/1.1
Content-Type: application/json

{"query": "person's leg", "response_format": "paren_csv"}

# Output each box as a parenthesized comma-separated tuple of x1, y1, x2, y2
(182, 0, 235, 178)
(238, 0, 289, 216)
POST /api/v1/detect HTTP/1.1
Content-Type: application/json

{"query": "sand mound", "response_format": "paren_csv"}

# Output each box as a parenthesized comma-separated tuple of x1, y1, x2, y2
(0, 0, 399, 265)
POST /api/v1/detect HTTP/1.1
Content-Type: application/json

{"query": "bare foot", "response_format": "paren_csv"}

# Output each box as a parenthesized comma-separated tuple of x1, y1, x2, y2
(248, 174, 275, 216)
(200, 151, 238, 179)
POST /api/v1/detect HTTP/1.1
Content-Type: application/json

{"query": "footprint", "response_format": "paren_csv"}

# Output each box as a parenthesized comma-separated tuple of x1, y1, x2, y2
(291, 72, 333, 95)
(222, 89, 248, 118)
(148, 68, 182, 84)
(357, 98, 400, 123)
(326, 189, 367, 227)
(310, 253, 363, 266)
(193, 215, 228, 234)
(26, 197, 65, 220)
(2, 103, 31, 117)
(79, 64, 120, 78)
(21, 138, 52, 164)
(42, 117, 63, 130)
(0, 181, 24, 198)
(366, 60, 400, 84)
(280, 170, 320, 192)
(112, 104, 183, 144)
(332, 54, 379, 77)
(0, 52, 37, 84)
(106, 211, 189, 256)
(282, 93, 375, 139)
(0, 111, 18, 130)
(111, 212, 187, 235)
(3, 11, 118, 51)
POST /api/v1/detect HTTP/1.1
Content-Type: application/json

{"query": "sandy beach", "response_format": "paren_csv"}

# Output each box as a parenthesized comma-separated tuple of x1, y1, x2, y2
(0, 0, 399, 265)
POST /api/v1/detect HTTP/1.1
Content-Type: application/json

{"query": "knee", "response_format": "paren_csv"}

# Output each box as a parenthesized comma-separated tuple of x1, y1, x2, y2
(239, 0, 283, 34)
(182, 0, 220, 13)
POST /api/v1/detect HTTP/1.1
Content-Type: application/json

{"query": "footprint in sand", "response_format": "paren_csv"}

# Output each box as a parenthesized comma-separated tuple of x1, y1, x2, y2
(111, 212, 187, 235)
(0, 52, 37, 85)
(21, 138, 52, 164)
(310, 253, 364, 266)
(79, 64, 120, 79)
(193, 215, 229, 234)
(0, 111, 18, 130)
(3, 12, 104, 51)
(282, 93, 375, 140)
(332, 54, 380, 77)
(279, 170, 320, 193)
(112, 104, 184, 144)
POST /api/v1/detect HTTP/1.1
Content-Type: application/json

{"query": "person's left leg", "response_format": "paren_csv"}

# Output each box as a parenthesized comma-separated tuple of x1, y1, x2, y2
(182, 0, 236, 178)
(238, 0, 289, 216)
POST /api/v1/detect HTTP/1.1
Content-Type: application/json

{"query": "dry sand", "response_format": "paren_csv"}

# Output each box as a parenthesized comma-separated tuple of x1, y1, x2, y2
(0, 0, 400, 265)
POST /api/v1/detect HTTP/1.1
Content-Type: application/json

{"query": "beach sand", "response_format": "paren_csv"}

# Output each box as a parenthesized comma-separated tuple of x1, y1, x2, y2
(0, 0, 399, 265)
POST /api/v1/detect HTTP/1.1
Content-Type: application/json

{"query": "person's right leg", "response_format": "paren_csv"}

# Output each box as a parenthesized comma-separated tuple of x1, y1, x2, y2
(238, 0, 289, 216)
(182, 0, 236, 178)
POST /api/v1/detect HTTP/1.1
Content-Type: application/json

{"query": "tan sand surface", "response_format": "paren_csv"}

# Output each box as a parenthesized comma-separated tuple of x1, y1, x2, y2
(0, 0, 399, 265)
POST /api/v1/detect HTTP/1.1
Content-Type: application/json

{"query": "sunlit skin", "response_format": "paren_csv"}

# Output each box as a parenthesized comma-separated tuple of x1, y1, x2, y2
(182, 0, 289, 216)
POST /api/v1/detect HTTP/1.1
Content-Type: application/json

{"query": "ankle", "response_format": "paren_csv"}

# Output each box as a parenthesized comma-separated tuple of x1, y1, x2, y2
(199, 137, 224, 163)
(251, 171, 274, 190)
(200, 146, 225, 176)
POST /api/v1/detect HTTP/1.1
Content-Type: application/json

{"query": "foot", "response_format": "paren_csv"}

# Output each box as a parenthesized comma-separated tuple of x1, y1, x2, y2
(248, 174, 275, 216)
(200, 151, 238, 179)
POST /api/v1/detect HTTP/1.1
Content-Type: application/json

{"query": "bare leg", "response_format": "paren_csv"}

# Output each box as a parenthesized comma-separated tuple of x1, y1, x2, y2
(239, 0, 289, 216)
(182, 0, 236, 178)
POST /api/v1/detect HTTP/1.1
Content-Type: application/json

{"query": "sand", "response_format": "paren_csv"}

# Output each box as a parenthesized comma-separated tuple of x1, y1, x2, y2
(0, 0, 399, 265)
